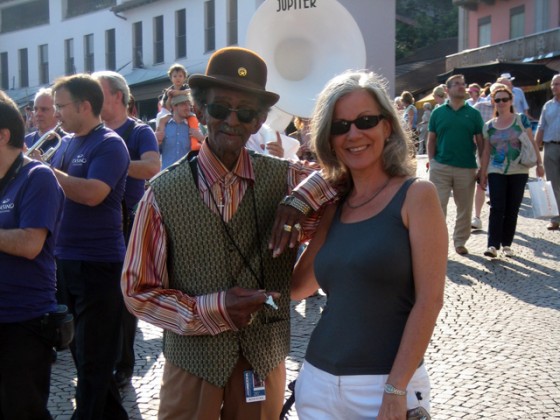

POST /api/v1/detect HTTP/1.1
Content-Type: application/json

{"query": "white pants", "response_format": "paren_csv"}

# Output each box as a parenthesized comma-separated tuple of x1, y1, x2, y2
(295, 361, 431, 420)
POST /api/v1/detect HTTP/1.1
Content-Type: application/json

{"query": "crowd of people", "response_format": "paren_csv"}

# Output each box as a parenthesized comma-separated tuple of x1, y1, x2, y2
(0, 45, 558, 419)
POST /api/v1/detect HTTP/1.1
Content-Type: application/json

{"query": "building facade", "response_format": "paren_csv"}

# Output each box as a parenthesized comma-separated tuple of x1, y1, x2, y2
(451, 0, 559, 71)
(0, 0, 395, 122)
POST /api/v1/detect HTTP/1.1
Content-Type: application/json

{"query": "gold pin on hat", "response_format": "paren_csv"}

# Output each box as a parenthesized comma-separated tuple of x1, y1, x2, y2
(238, 67, 247, 77)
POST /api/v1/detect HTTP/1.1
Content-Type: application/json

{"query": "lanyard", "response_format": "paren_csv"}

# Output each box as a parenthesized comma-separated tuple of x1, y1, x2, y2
(193, 155, 265, 290)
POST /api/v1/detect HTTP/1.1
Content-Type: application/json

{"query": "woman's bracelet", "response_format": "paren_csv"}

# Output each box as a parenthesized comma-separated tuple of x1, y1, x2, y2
(384, 383, 407, 396)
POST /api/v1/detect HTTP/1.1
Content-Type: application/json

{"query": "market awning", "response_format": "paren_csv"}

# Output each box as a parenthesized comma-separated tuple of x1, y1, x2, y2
(437, 61, 557, 86)
(123, 68, 168, 87)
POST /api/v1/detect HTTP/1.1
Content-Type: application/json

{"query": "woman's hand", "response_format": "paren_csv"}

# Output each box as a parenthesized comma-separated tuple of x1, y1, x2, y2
(377, 393, 407, 420)
(536, 164, 545, 178)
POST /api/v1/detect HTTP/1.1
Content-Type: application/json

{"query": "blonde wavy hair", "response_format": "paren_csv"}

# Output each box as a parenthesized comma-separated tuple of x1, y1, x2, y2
(311, 70, 415, 194)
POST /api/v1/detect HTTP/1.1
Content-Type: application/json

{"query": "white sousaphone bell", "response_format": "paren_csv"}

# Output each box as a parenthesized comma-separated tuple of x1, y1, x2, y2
(246, 0, 366, 123)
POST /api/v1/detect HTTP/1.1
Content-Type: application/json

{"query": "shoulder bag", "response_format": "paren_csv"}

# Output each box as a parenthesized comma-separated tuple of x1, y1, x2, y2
(515, 114, 538, 168)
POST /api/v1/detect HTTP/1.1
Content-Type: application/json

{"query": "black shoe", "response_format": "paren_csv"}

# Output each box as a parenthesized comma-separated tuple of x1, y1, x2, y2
(114, 370, 132, 388)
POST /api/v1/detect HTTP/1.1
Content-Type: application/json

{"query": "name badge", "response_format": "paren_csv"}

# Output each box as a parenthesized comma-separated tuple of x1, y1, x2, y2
(243, 370, 266, 403)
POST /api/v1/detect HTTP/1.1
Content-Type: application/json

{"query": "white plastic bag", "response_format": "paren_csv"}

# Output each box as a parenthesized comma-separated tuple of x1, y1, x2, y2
(528, 178, 559, 219)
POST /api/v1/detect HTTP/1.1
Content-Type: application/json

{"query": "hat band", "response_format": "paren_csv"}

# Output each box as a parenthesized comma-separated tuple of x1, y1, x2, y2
(207, 73, 266, 91)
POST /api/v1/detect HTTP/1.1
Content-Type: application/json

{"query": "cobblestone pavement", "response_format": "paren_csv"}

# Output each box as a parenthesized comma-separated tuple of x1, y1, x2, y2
(48, 168, 560, 419)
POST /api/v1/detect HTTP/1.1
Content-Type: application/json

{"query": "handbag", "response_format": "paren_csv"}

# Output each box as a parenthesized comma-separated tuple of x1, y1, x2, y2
(527, 178, 559, 220)
(515, 114, 538, 168)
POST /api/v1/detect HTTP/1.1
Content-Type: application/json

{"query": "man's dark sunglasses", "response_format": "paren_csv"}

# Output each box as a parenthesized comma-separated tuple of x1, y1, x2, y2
(330, 115, 385, 135)
(206, 103, 259, 123)
(493, 97, 511, 103)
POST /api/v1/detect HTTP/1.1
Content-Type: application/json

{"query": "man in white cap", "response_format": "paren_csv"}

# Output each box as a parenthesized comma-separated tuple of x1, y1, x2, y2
(497, 73, 531, 119)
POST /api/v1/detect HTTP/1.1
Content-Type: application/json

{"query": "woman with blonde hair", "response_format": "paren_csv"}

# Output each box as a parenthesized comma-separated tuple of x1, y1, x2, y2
(291, 70, 447, 419)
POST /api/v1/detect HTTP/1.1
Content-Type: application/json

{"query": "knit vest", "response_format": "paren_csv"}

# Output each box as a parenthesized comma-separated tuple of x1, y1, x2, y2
(151, 152, 297, 387)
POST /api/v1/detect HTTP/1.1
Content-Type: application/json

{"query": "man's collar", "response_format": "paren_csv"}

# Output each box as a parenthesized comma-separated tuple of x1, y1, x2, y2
(104, 113, 128, 131)
(169, 116, 188, 125)
(445, 99, 467, 111)
(197, 141, 255, 191)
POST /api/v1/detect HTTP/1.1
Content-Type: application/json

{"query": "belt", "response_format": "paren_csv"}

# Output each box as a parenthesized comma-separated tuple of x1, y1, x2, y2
(546, 141, 560, 145)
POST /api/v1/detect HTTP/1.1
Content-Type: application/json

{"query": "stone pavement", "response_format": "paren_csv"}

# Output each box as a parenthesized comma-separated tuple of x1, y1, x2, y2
(48, 168, 560, 419)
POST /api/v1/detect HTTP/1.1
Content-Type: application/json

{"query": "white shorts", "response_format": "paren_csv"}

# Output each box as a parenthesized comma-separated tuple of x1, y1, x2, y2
(295, 360, 430, 420)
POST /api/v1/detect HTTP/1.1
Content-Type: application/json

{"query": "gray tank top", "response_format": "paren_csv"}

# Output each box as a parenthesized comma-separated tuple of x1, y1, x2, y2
(306, 178, 417, 375)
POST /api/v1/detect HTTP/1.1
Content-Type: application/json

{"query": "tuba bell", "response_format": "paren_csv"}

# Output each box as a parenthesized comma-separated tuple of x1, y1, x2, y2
(25, 122, 63, 163)
(246, 0, 366, 120)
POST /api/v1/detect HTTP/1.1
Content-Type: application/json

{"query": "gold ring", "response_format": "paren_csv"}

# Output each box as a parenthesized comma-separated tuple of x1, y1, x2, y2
(293, 223, 302, 231)
(283, 224, 292, 232)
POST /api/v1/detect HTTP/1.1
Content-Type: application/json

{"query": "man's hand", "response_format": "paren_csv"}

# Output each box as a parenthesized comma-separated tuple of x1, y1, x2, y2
(225, 287, 281, 329)
(269, 200, 306, 258)
(265, 131, 284, 158)
(28, 149, 43, 161)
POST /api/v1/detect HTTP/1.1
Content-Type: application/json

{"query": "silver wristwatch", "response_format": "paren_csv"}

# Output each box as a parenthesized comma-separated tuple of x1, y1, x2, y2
(384, 383, 407, 396)
(280, 195, 312, 216)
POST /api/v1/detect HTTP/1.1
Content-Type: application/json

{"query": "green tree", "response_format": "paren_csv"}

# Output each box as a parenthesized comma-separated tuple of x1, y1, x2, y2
(396, 0, 458, 60)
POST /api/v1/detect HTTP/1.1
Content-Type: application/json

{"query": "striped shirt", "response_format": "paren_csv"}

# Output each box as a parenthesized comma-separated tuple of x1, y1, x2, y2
(122, 141, 336, 336)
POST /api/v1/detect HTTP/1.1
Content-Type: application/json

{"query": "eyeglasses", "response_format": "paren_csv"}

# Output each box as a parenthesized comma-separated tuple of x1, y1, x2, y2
(205, 103, 259, 124)
(330, 115, 385, 135)
(54, 101, 79, 112)
(494, 97, 511, 103)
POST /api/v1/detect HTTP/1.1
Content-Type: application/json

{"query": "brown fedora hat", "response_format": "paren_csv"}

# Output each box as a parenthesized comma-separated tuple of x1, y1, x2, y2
(188, 47, 279, 107)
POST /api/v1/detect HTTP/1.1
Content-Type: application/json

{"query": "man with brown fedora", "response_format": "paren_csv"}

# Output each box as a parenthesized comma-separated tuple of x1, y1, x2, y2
(121, 46, 336, 419)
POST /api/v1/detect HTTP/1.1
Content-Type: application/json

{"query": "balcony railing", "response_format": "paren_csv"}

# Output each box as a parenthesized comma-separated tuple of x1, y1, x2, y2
(446, 28, 560, 70)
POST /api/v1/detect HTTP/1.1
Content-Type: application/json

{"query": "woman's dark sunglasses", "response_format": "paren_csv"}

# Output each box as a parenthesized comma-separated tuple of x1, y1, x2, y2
(206, 103, 258, 123)
(494, 97, 511, 103)
(330, 115, 385, 135)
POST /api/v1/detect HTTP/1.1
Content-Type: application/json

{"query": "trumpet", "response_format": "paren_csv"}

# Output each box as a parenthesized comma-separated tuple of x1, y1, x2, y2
(25, 122, 63, 162)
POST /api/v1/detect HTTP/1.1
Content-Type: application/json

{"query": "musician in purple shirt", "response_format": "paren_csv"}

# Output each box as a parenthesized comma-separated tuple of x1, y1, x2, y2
(0, 91, 64, 419)
(50, 74, 130, 420)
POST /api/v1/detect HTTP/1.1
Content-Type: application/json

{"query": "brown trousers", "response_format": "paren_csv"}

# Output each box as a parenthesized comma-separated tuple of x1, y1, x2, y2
(158, 356, 286, 420)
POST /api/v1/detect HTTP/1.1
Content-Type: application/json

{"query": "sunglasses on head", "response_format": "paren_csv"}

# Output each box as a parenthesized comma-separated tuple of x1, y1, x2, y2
(494, 97, 511, 103)
(205, 103, 259, 123)
(330, 115, 385, 135)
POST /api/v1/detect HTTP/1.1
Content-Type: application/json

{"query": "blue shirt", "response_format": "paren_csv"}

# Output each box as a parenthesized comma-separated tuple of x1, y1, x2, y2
(50, 125, 130, 262)
(538, 97, 560, 142)
(161, 118, 191, 169)
(114, 118, 159, 212)
(0, 160, 64, 323)
(404, 104, 418, 129)
(512, 86, 529, 114)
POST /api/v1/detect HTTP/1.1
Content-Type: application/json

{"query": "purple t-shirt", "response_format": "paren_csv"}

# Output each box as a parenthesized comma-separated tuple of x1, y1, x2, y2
(50, 125, 130, 262)
(0, 160, 64, 323)
(114, 118, 159, 212)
